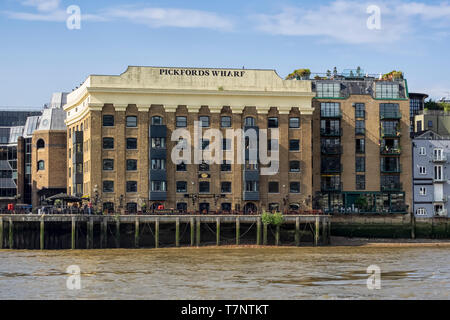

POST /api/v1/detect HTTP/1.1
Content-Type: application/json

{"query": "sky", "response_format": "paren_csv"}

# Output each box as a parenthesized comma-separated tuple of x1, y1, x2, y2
(1, 0, 450, 108)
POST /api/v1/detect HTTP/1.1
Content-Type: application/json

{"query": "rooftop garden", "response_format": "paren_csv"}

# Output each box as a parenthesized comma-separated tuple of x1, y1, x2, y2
(424, 99, 450, 112)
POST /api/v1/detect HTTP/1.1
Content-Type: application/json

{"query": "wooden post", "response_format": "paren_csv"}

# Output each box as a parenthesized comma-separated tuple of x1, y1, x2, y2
(196, 218, 200, 247)
(322, 217, 327, 245)
(115, 218, 120, 248)
(263, 223, 268, 245)
(135, 217, 140, 248)
(190, 217, 195, 246)
(40, 218, 44, 250)
(71, 216, 76, 250)
(8, 218, 13, 249)
(101, 217, 107, 248)
(256, 217, 261, 245)
(87, 217, 93, 249)
(328, 217, 331, 244)
(314, 216, 319, 246)
(411, 214, 416, 239)
(216, 217, 220, 246)
(236, 217, 240, 245)
(0, 218, 3, 249)
(175, 218, 180, 247)
(275, 225, 280, 246)
(155, 218, 159, 248)
(295, 217, 300, 246)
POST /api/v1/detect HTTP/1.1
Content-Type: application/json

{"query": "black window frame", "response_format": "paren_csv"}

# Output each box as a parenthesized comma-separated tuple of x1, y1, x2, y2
(126, 138, 137, 150)
(126, 181, 138, 193)
(268, 181, 279, 193)
(289, 182, 300, 193)
(268, 117, 278, 128)
(103, 180, 114, 193)
(103, 159, 114, 171)
(289, 161, 300, 172)
(102, 115, 114, 127)
(221, 182, 232, 193)
(103, 137, 114, 149)
(176, 116, 187, 127)
(176, 181, 187, 193)
(199, 181, 210, 193)
(289, 139, 300, 151)
(221, 116, 232, 128)
(126, 159, 137, 171)
(289, 117, 300, 128)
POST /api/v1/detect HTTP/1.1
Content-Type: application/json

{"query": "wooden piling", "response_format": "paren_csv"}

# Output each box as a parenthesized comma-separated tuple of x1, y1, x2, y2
(101, 217, 107, 248)
(322, 217, 327, 245)
(71, 216, 76, 249)
(236, 217, 240, 245)
(196, 218, 200, 247)
(155, 218, 159, 249)
(115, 218, 120, 248)
(175, 218, 180, 247)
(0, 217, 3, 249)
(216, 217, 220, 246)
(295, 217, 300, 246)
(411, 214, 416, 239)
(314, 216, 319, 246)
(40, 218, 44, 250)
(256, 217, 261, 245)
(275, 225, 280, 246)
(263, 223, 268, 245)
(87, 217, 94, 249)
(190, 217, 195, 246)
(8, 218, 13, 249)
(135, 217, 140, 248)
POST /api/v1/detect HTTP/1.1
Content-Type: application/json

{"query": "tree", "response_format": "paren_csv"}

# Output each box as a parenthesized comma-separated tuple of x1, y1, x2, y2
(333, 67, 338, 77)
(326, 70, 331, 78)
(424, 99, 443, 111)
(355, 196, 368, 211)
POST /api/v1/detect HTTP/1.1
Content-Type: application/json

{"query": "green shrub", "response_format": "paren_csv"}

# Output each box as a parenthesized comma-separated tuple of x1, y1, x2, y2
(261, 211, 284, 225)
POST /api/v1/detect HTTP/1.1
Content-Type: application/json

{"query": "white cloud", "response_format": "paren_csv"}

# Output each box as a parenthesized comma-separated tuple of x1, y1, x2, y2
(22, 0, 60, 12)
(252, 1, 450, 44)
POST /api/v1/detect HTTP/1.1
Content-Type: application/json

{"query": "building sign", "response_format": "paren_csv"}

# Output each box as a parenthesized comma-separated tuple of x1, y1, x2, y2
(160, 68, 245, 77)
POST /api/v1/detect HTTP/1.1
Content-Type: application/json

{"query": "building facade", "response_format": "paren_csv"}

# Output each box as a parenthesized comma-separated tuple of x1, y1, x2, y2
(414, 110, 450, 136)
(409, 92, 428, 135)
(311, 72, 412, 213)
(412, 130, 449, 217)
(64, 66, 316, 214)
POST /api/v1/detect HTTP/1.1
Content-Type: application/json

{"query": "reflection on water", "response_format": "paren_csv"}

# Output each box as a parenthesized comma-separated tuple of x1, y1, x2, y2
(0, 246, 449, 299)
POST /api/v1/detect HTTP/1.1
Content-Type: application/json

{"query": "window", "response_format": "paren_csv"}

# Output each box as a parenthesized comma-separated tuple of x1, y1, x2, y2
(103, 137, 114, 149)
(289, 139, 300, 151)
(126, 181, 137, 193)
(126, 159, 137, 171)
(245, 160, 258, 171)
(356, 157, 365, 172)
(376, 83, 400, 99)
(289, 161, 300, 172)
(419, 147, 426, 155)
(176, 181, 187, 193)
(151, 159, 166, 170)
(434, 165, 443, 180)
(320, 102, 340, 117)
(103, 115, 114, 126)
(221, 161, 231, 171)
(419, 187, 427, 196)
(176, 116, 187, 127)
(199, 161, 209, 171)
(221, 182, 231, 193)
(103, 181, 114, 193)
(76, 163, 83, 174)
(268, 117, 278, 128)
(199, 181, 210, 193)
(355, 120, 365, 135)
(290, 182, 300, 193)
(126, 203, 137, 213)
(176, 161, 187, 171)
(289, 117, 300, 128)
(356, 138, 365, 153)
(355, 103, 365, 118)
(151, 181, 166, 191)
(245, 117, 255, 126)
(126, 116, 137, 127)
(221, 116, 231, 128)
(380, 103, 400, 118)
(356, 175, 365, 190)
(416, 208, 427, 216)
(152, 116, 163, 125)
(103, 159, 114, 171)
(103, 202, 114, 213)
(245, 181, 258, 192)
(221, 203, 231, 212)
(419, 166, 426, 174)
(151, 137, 166, 148)
(317, 82, 340, 98)
(126, 138, 137, 149)
(268, 203, 279, 212)
(416, 120, 422, 132)
(37, 160, 45, 171)
(36, 139, 45, 149)
(177, 202, 187, 212)
(199, 116, 210, 127)
(268, 181, 279, 193)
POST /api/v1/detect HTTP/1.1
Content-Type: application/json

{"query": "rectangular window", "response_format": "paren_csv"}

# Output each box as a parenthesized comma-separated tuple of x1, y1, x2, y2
(434, 165, 443, 180)
(126, 181, 137, 193)
(221, 161, 231, 171)
(199, 181, 210, 193)
(103, 159, 114, 171)
(355, 120, 365, 135)
(152, 116, 163, 125)
(289, 161, 300, 172)
(356, 157, 365, 172)
(176, 116, 187, 127)
(268, 181, 279, 193)
(356, 175, 365, 190)
(176, 162, 187, 171)
(289, 117, 300, 128)
(419, 187, 426, 196)
(317, 82, 340, 98)
(126, 116, 137, 127)
(419, 147, 426, 155)
(376, 83, 400, 99)
(151, 159, 166, 170)
(416, 208, 427, 216)
(289, 182, 300, 193)
(103, 137, 114, 149)
(103, 181, 114, 193)
(289, 139, 300, 151)
(151, 137, 166, 149)
(355, 103, 365, 118)
(268, 117, 278, 128)
(126, 159, 137, 171)
(245, 181, 258, 192)
(126, 138, 137, 149)
(151, 181, 166, 191)
(419, 166, 426, 174)
(320, 102, 341, 117)
(221, 182, 232, 193)
(176, 181, 187, 193)
(356, 138, 365, 153)
(221, 116, 231, 128)
(199, 116, 210, 127)
(102, 115, 114, 127)
(380, 103, 400, 118)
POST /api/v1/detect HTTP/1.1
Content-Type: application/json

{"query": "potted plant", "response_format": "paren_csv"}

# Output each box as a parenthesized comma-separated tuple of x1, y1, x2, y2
(286, 68, 311, 80)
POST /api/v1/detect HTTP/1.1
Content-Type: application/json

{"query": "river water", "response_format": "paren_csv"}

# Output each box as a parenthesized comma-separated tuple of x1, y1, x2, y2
(0, 246, 449, 299)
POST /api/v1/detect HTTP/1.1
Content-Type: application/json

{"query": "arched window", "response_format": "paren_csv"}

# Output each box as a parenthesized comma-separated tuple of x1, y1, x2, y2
(37, 160, 45, 171)
(152, 116, 163, 125)
(244, 117, 255, 126)
(36, 139, 45, 149)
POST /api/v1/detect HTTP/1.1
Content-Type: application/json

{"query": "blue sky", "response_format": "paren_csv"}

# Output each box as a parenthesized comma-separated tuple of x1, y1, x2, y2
(1, 0, 450, 108)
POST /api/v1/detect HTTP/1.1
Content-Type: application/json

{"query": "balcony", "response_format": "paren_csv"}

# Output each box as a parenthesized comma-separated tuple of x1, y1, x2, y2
(381, 130, 401, 138)
(321, 145, 343, 155)
(381, 182, 403, 191)
(321, 182, 342, 192)
(381, 164, 401, 173)
(435, 209, 448, 217)
(321, 110, 342, 118)
(380, 111, 402, 120)
(320, 128, 343, 136)
(321, 163, 342, 173)
(432, 155, 447, 163)
(380, 146, 401, 155)
(433, 175, 447, 183)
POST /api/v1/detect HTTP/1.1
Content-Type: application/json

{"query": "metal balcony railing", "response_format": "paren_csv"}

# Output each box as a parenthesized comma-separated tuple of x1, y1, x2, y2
(320, 128, 343, 136)
(381, 182, 403, 191)
(321, 145, 343, 154)
(321, 182, 342, 192)
(320, 110, 342, 118)
(380, 146, 401, 155)
(432, 155, 447, 163)
(321, 163, 342, 173)
(381, 164, 401, 173)
(381, 129, 401, 138)
(380, 111, 402, 120)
